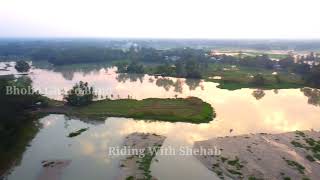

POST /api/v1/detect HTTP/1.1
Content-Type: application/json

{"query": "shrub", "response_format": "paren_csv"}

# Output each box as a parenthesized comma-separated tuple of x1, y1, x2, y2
(14, 60, 31, 72)
(63, 81, 96, 106)
(252, 74, 265, 86)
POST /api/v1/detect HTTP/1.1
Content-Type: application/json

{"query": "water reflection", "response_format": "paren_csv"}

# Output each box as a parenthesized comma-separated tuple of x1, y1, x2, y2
(154, 77, 202, 93)
(301, 87, 320, 106)
(3, 61, 320, 180)
(252, 89, 266, 100)
(116, 73, 145, 83)
(185, 79, 203, 91)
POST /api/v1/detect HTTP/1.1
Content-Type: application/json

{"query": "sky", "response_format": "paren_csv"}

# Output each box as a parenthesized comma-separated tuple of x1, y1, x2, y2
(0, 0, 319, 39)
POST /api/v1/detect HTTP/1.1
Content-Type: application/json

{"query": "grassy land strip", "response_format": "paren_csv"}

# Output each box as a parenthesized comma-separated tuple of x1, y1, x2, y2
(205, 64, 304, 90)
(43, 97, 215, 123)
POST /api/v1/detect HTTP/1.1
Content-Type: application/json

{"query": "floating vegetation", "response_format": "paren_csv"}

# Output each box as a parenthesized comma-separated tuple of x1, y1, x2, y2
(67, 128, 89, 137)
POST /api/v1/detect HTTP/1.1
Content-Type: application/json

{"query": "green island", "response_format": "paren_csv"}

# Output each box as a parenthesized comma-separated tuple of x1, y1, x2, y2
(43, 97, 215, 124)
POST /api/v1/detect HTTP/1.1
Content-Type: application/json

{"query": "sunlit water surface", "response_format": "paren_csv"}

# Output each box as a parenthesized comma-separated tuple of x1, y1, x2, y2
(2, 62, 320, 180)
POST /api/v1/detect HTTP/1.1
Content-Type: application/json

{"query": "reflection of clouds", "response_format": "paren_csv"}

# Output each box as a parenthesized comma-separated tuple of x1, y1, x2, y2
(80, 141, 95, 155)
(32, 67, 320, 140)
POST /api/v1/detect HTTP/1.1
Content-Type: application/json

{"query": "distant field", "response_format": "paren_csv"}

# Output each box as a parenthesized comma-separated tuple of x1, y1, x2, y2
(205, 64, 304, 90)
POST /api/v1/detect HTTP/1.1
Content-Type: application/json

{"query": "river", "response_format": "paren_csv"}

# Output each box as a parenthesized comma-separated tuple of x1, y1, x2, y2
(2, 62, 320, 180)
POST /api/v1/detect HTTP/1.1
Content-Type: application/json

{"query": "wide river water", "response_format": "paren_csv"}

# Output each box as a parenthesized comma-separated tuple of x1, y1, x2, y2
(1, 62, 320, 180)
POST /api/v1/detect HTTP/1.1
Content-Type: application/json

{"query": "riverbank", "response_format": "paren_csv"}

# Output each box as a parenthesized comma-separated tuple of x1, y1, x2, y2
(118, 133, 166, 180)
(39, 97, 215, 123)
(194, 130, 320, 180)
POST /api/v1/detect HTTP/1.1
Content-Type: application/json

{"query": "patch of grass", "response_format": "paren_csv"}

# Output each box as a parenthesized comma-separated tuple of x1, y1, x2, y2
(305, 138, 316, 146)
(295, 131, 306, 137)
(291, 140, 304, 148)
(305, 154, 315, 162)
(125, 176, 134, 180)
(67, 128, 89, 137)
(313, 153, 320, 160)
(283, 158, 305, 174)
(227, 157, 243, 170)
(227, 168, 242, 175)
(69, 97, 215, 123)
(137, 146, 161, 180)
(205, 64, 303, 90)
(220, 156, 228, 163)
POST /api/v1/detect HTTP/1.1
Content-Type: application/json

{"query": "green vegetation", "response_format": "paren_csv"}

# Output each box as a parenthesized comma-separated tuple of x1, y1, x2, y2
(226, 168, 242, 175)
(0, 75, 45, 175)
(289, 131, 320, 163)
(137, 146, 161, 180)
(205, 64, 304, 90)
(305, 154, 315, 162)
(291, 141, 304, 148)
(3, 39, 320, 89)
(125, 176, 134, 180)
(63, 81, 96, 106)
(67, 128, 89, 138)
(66, 97, 214, 123)
(283, 158, 305, 174)
(116, 61, 145, 74)
(227, 157, 243, 170)
(251, 74, 265, 86)
(14, 60, 30, 72)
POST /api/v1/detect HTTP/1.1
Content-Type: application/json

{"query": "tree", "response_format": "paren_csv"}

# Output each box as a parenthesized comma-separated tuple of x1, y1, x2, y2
(252, 74, 265, 86)
(63, 81, 96, 106)
(185, 60, 202, 78)
(15, 60, 30, 72)
(175, 60, 186, 77)
(115, 61, 129, 73)
(0, 76, 41, 119)
(306, 65, 320, 88)
(126, 61, 144, 74)
(275, 74, 281, 84)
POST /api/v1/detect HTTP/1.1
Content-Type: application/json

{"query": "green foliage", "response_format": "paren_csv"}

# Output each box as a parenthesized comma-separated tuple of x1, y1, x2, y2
(0, 76, 42, 174)
(63, 81, 96, 106)
(114, 61, 129, 72)
(0, 76, 42, 121)
(67, 128, 89, 137)
(68, 97, 215, 123)
(126, 61, 144, 74)
(116, 61, 144, 74)
(185, 60, 202, 78)
(251, 74, 265, 86)
(283, 158, 305, 174)
(306, 65, 320, 88)
(14, 60, 30, 72)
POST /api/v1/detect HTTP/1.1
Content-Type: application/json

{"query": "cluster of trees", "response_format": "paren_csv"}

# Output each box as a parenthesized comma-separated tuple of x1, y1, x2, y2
(0, 76, 44, 163)
(115, 61, 145, 74)
(305, 65, 320, 88)
(214, 53, 320, 87)
(63, 81, 96, 106)
(14, 60, 31, 72)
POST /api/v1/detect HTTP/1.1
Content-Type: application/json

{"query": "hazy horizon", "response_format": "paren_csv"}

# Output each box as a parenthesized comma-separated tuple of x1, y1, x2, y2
(1, 0, 320, 39)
